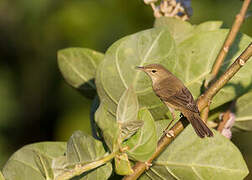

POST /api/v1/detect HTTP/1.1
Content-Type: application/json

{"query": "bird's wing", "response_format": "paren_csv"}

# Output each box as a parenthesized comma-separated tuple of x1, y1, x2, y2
(156, 86, 199, 113)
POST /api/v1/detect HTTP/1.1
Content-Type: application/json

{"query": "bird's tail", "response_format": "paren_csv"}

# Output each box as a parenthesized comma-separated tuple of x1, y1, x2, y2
(184, 111, 214, 138)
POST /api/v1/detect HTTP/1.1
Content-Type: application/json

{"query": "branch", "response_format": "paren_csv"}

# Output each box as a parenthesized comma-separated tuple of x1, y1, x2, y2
(202, 0, 251, 121)
(56, 152, 116, 180)
(198, 42, 252, 110)
(205, 0, 251, 86)
(200, 106, 210, 122)
(123, 42, 252, 180)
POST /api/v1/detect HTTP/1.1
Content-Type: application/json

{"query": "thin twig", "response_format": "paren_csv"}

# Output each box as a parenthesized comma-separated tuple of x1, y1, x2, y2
(205, 0, 251, 86)
(202, 0, 251, 121)
(198, 42, 252, 110)
(201, 106, 210, 122)
(123, 42, 252, 180)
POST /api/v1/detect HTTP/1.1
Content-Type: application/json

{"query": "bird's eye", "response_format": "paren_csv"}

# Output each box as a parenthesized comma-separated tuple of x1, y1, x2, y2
(152, 70, 157, 73)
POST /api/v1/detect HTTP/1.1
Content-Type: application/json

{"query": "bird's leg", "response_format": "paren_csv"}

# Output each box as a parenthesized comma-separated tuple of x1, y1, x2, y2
(164, 107, 176, 137)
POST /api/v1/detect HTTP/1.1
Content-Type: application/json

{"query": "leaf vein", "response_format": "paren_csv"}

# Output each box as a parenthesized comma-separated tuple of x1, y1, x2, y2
(192, 166, 204, 180)
(115, 41, 128, 89)
(61, 54, 96, 89)
(133, 30, 164, 86)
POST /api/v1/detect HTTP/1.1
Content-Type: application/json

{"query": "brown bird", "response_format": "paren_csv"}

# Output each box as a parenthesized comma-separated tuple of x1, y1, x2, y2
(137, 64, 213, 138)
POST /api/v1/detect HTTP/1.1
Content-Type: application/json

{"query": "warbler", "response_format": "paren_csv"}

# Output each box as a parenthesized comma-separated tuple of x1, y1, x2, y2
(137, 64, 213, 138)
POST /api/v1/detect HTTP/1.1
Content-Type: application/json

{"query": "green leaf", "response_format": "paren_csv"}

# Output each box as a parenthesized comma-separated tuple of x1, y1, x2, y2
(234, 90, 252, 131)
(95, 104, 120, 151)
(117, 87, 143, 139)
(194, 21, 223, 32)
(96, 27, 175, 120)
(115, 153, 134, 175)
(154, 17, 194, 44)
(58, 48, 104, 98)
(117, 87, 139, 123)
(2, 142, 66, 180)
(143, 121, 249, 180)
(154, 17, 222, 44)
(124, 109, 157, 162)
(65, 131, 112, 180)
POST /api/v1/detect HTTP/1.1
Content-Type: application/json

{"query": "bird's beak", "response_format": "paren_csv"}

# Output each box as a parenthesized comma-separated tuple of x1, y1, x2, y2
(136, 66, 144, 70)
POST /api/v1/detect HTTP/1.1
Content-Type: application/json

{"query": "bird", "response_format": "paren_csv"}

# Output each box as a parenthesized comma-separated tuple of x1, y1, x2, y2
(136, 64, 213, 138)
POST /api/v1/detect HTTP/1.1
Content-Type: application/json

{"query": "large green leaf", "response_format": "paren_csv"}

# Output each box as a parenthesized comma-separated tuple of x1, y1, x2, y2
(234, 90, 252, 131)
(96, 27, 175, 120)
(64, 131, 112, 180)
(154, 17, 194, 44)
(154, 17, 222, 44)
(95, 104, 120, 152)
(2, 142, 66, 180)
(141, 121, 249, 180)
(58, 48, 104, 98)
(124, 109, 157, 162)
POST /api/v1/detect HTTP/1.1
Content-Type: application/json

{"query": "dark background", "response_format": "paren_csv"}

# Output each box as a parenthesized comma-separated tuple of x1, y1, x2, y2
(0, 0, 252, 179)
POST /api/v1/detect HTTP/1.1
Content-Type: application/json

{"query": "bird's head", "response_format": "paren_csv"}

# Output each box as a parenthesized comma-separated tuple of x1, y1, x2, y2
(136, 64, 170, 83)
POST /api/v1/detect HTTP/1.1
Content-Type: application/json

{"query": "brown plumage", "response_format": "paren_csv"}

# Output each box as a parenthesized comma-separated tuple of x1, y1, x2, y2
(137, 64, 213, 138)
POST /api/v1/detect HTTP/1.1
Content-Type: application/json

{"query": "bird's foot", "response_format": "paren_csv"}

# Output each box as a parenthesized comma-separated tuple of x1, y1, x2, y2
(164, 129, 175, 138)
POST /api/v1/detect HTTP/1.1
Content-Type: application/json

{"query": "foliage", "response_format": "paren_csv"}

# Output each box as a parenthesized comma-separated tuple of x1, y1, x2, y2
(2, 17, 251, 179)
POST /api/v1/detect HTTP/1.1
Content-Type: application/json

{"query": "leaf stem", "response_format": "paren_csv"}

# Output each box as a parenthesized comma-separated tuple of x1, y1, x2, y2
(56, 152, 116, 180)
(123, 42, 252, 180)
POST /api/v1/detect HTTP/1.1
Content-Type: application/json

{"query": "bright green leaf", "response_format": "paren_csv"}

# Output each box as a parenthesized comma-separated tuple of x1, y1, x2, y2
(117, 87, 139, 123)
(117, 87, 143, 139)
(154, 17, 222, 45)
(234, 90, 252, 131)
(124, 109, 157, 162)
(95, 104, 120, 152)
(58, 48, 104, 98)
(144, 121, 249, 180)
(65, 131, 112, 180)
(154, 17, 194, 44)
(115, 153, 134, 175)
(96, 27, 175, 120)
(2, 142, 66, 180)
(194, 21, 223, 33)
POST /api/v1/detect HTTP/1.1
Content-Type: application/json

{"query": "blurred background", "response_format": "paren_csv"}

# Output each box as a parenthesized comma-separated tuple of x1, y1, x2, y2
(0, 0, 252, 179)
